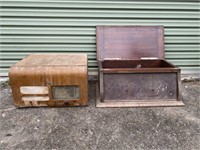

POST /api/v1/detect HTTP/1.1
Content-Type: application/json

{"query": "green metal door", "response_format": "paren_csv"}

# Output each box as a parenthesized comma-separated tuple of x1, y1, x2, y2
(0, 0, 200, 75)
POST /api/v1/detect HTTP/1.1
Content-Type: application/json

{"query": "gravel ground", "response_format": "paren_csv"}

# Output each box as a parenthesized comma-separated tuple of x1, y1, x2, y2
(0, 80, 199, 150)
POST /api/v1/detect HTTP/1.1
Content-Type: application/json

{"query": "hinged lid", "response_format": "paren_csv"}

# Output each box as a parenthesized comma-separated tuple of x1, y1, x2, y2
(96, 26, 165, 61)
(141, 57, 158, 60)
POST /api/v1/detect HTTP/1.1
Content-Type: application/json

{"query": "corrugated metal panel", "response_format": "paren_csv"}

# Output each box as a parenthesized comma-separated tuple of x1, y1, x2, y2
(0, 0, 200, 76)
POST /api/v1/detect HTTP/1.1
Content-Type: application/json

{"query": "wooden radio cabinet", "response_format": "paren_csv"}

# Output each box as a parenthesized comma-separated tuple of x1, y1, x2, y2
(96, 26, 184, 107)
(9, 54, 88, 108)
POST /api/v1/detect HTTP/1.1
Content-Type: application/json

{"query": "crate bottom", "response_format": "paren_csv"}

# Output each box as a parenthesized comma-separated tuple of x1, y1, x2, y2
(96, 83, 184, 108)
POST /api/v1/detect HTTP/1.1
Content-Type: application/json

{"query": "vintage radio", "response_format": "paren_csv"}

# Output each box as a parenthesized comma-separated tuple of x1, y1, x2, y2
(9, 54, 88, 108)
(96, 26, 184, 107)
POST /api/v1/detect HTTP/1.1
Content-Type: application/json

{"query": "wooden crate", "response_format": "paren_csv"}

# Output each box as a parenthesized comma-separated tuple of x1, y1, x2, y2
(9, 54, 88, 108)
(96, 26, 184, 107)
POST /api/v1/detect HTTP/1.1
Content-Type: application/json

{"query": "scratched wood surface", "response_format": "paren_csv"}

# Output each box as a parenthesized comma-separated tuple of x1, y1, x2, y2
(13, 53, 87, 66)
(103, 73, 177, 101)
(96, 26, 164, 61)
(96, 26, 183, 107)
(9, 54, 88, 108)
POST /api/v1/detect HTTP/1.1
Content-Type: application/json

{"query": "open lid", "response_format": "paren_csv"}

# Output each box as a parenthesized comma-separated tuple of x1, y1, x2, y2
(96, 26, 165, 61)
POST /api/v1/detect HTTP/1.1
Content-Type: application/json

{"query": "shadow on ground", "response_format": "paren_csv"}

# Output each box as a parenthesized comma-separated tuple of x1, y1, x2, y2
(0, 81, 200, 150)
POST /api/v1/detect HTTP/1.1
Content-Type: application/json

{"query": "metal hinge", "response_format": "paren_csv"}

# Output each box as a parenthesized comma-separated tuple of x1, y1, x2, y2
(141, 57, 158, 60)
(104, 58, 122, 60)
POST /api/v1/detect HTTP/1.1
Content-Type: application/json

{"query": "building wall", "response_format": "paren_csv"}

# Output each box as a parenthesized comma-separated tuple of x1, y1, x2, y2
(0, 0, 200, 75)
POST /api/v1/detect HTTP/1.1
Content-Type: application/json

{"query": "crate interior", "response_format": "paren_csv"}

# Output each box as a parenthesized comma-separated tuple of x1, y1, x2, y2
(102, 60, 175, 69)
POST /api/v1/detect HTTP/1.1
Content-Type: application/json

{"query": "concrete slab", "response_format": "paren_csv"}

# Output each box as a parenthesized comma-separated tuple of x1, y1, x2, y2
(0, 81, 200, 150)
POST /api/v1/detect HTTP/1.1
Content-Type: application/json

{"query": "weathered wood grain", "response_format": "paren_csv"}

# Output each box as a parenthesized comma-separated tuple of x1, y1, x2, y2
(9, 54, 88, 108)
(96, 26, 183, 107)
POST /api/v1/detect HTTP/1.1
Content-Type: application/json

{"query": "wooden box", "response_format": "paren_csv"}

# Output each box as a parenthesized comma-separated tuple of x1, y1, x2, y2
(96, 26, 184, 107)
(9, 54, 88, 108)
